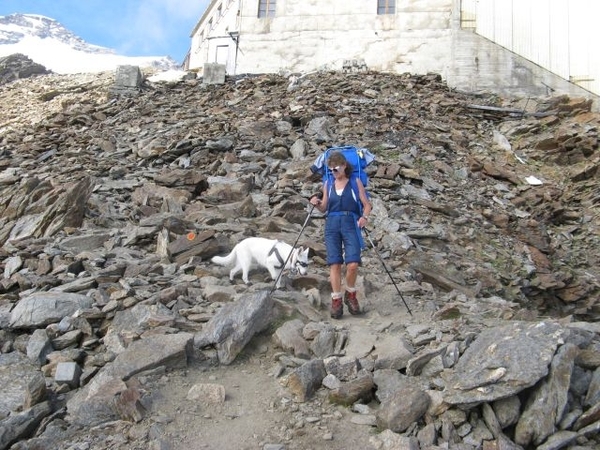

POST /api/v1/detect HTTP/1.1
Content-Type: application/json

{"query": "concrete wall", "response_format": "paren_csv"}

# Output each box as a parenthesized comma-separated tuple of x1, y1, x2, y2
(473, 0, 600, 97)
(188, 0, 599, 108)
(233, 0, 455, 74)
(447, 30, 596, 102)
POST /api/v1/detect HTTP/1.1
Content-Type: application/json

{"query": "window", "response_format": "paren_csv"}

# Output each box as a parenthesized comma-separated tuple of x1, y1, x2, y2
(258, 0, 276, 18)
(377, 0, 395, 15)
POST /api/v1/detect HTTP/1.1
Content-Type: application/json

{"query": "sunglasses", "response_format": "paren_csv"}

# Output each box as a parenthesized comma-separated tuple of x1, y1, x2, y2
(329, 166, 343, 173)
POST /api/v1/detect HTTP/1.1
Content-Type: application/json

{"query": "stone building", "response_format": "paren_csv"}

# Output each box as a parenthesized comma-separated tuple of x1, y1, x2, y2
(186, 0, 598, 104)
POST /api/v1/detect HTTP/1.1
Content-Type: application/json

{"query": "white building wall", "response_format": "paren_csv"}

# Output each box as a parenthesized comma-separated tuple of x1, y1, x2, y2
(475, 0, 599, 96)
(190, 0, 457, 76)
(188, 0, 599, 106)
(188, 0, 241, 73)
(235, 0, 455, 75)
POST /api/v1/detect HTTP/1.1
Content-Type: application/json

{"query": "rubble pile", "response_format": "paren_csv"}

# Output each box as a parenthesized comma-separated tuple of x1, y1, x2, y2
(0, 67, 598, 450)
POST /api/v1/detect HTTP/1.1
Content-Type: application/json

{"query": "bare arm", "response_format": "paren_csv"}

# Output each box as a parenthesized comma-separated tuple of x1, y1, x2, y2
(355, 179, 372, 227)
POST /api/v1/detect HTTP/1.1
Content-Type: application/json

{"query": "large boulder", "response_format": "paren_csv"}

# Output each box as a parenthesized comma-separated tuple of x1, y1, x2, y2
(0, 53, 51, 85)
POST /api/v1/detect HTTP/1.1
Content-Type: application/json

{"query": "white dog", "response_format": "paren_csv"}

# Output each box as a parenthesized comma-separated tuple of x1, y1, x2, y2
(211, 237, 310, 288)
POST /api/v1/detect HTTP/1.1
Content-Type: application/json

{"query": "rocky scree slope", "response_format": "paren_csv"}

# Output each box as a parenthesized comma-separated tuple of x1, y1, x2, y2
(1, 68, 598, 318)
(0, 67, 598, 450)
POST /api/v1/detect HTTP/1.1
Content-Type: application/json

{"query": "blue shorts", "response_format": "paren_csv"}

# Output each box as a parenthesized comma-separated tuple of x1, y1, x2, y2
(324, 215, 362, 265)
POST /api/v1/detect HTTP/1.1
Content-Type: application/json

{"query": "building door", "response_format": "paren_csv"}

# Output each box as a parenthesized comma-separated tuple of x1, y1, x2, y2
(215, 45, 229, 65)
(215, 44, 236, 75)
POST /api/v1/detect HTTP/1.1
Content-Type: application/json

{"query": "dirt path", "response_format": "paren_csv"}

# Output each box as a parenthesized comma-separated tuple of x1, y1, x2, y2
(145, 337, 373, 450)
(141, 284, 421, 450)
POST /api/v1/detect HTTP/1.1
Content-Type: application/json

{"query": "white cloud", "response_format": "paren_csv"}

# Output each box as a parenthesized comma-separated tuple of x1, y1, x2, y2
(160, 0, 209, 20)
(115, 0, 209, 58)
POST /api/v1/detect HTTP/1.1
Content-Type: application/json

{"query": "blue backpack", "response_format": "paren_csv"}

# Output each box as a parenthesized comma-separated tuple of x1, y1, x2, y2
(310, 145, 375, 216)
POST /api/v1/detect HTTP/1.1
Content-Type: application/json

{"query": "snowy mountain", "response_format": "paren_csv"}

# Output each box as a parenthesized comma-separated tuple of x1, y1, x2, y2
(0, 14, 178, 74)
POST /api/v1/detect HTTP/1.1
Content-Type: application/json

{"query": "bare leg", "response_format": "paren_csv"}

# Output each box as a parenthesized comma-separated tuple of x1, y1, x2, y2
(330, 264, 343, 293)
(345, 262, 359, 289)
(329, 263, 344, 319)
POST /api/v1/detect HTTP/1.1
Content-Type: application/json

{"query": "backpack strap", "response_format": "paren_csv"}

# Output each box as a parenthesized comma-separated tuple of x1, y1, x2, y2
(326, 178, 363, 214)
(348, 177, 363, 217)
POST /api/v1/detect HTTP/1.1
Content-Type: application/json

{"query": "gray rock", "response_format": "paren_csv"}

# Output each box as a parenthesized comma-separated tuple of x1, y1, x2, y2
(55, 361, 82, 388)
(406, 346, 446, 376)
(0, 401, 51, 450)
(515, 343, 578, 446)
(442, 321, 565, 405)
(9, 292, 94, 329)
(51, 329, 83, 350)
(323, 355, 360, 381)
(584, 367, 600, 407)
(286, 358, 326, 402)
(273, 319, 311, 359)
(23, 372, 47, 409)
(66, 333, 193, 426)
(0, 352, 41, 418)
(114, 65, 143, 88)
(194, 290, 274, 364)
(0, 53, 51, 85)
(376, 385, 430, 433)
(58, 233, 111, 253)
(3, 255, 22, 278)
(111, 302, 176, 336)
(186, 383, 225, 405)
(309, 327, 337, 358)
(536, 430, 578, 450)
(492, 395, 521, 429)
(372, 334, 414, 371)
(26, 329, 53, 365)
(417, 422, 437, 447)
(369, 430, 420, 450)
(329, 372, 375, 406)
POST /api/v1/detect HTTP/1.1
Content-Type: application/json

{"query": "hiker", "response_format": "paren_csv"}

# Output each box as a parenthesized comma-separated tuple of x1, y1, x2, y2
(310, 150, 372, 319)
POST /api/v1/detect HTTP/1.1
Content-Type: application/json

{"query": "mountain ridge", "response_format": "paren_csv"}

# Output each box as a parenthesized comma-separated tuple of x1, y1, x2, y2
(0, 13, 178, 74)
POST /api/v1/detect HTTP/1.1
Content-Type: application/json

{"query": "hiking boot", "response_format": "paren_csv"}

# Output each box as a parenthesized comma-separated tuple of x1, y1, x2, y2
(344, 290, 361, 315)
(330, 297, 343, 319)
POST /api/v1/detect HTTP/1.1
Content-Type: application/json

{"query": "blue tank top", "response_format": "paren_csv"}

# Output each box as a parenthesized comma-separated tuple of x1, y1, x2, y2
(328, 182, 360, 215)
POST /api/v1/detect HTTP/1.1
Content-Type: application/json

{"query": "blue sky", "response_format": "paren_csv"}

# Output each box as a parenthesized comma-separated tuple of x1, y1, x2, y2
(0, 0, 211, 62)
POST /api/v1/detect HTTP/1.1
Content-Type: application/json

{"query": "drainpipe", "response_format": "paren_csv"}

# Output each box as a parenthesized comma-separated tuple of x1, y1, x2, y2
(228, 31, 240, 76)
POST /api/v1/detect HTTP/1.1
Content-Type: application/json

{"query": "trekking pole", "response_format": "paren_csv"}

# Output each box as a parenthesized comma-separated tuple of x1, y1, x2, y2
(363, 228, 412, 316)
(270, 200, 317, 294)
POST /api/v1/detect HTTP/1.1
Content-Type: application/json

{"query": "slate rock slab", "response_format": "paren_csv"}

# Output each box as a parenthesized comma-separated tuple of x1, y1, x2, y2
(442, 321, 565, 405)
(66, 332, 193, 426)
(194, 290, 274, 365)
(0, 352, 41, 418)
(9, 292, 94, 329)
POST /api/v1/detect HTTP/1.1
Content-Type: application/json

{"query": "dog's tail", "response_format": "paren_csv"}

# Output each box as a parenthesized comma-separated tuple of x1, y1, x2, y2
(211, 249, 236, 267)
